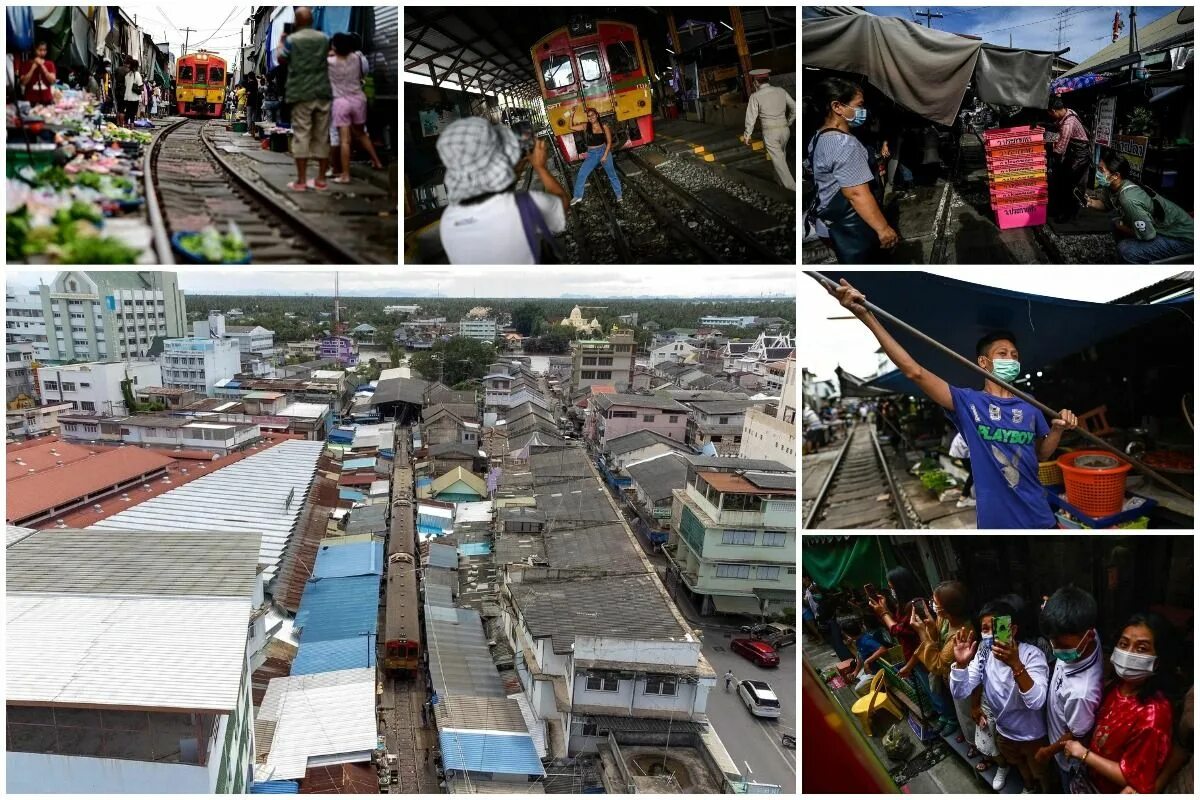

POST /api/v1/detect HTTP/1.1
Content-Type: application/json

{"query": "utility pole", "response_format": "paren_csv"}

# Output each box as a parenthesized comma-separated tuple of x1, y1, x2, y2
(914, 8, 943, 29)
(181, 27, 195, 56)
(1054, 9, 1073, 52)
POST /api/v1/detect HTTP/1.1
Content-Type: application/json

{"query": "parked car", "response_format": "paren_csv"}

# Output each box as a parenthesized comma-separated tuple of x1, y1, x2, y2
(742, 622, 796, 649)
(738, 679, 782, 719)
(730, 637, 780, 667)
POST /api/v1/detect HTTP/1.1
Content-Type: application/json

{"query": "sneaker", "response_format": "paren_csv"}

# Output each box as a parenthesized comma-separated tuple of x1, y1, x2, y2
(956, 496, 976, 508)
(992, 766, 1009, 791)
(570, 196, 583, 206)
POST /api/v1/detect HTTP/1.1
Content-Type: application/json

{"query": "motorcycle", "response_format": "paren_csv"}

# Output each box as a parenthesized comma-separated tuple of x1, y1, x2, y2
(781, 732, 796, 749)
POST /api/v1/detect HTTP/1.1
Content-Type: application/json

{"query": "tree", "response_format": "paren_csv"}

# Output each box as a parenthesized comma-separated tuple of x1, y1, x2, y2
(511, 302, 545, 336)
(388, 342, 403, 369)
(410, 336, 495, 386)
(530, 327, 571, 354)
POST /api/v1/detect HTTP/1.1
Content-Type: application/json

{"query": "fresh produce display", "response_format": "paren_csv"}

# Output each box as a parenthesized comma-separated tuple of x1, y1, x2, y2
(175, 222, 251, 263)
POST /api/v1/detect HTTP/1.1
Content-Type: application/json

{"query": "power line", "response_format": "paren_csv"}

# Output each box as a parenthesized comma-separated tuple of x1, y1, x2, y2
(977, 7, 1092, 36)
(191, 6, 243, 50)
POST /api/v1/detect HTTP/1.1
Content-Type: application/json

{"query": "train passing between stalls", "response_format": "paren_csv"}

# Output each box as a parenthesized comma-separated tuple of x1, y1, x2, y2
(175, 51, 227, 118)
(384, 433, 421, 674)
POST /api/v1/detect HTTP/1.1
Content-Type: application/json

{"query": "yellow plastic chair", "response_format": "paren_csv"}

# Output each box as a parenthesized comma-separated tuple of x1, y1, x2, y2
(851, 670, 904, 736)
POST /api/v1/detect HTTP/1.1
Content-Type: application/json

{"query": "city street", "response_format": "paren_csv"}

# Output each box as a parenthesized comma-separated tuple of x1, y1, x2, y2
(701, 627, 796, 793)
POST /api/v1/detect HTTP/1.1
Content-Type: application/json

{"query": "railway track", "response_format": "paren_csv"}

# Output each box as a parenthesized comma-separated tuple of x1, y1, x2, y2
(805, 422, 909, 530)
(145, 118, 362, 264)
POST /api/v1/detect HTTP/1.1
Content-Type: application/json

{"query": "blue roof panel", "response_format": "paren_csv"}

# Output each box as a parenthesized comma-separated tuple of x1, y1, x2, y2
(250, 781, 299, 794)
(458, 542, 492, 556)
(294, 574, 380, 643)
(313, 539, 384, 578)
(339, 488, 366, 501)
(291, 636, 376, 675)
(344, 456, 378, 470)
(438, 731, 545, 776)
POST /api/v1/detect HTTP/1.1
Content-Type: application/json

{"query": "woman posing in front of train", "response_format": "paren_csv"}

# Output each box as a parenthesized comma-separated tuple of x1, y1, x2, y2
(567, 106, 623, 205)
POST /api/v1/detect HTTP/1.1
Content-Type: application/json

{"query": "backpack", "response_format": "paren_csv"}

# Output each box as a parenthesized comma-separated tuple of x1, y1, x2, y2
(515, 192, 565, 264)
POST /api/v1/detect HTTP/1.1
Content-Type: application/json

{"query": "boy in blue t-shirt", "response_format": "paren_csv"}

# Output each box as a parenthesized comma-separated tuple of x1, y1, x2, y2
(831, 278, 1079, 529)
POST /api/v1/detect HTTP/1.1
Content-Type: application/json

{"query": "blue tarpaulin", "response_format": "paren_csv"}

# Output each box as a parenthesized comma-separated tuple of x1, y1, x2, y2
(7, 6, 34, 51)
(819, 272, 1192, 397)
(313, 6, 353, 37)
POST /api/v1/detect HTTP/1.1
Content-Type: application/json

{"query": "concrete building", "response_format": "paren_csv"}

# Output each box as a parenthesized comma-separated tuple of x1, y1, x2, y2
(648, 339, 699, 367)
(603, 429, 692, 470)
(6, 529, 262, 793)
(116, 415, 262, 454)
(5, 271, 187, 363)
(587, 393, 689, 446)
(384, 304, 421, 315)
(6, 340, 36, 406)
(667, 459, 796, 618)
(6, 402, 73, 441)
(571, 329, 635, 392)
(741, 357, 797, 465)
(160, 338, 241, 396)
(193, 312, 275, 355)
(698, 315, 757, 328)
(459, 316, 499, 342)
(35, 360, 162, 417)
(685, 399, 762, 457)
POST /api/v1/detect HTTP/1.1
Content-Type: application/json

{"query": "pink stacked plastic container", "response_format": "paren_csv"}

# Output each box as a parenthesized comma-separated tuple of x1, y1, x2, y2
(983, 125, 1048, 229)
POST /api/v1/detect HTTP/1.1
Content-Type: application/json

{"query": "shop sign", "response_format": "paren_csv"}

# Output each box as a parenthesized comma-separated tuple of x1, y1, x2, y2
(1094, 97, 1116, 146)
(1115, 134, 1149, 180)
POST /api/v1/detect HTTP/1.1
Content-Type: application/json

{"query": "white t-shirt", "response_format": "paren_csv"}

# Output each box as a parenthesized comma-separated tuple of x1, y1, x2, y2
(440, 191, 567, 265)
(949, 432, 970, 459)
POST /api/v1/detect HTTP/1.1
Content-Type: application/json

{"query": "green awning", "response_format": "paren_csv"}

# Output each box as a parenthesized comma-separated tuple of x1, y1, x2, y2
(802, 535, 897, 590)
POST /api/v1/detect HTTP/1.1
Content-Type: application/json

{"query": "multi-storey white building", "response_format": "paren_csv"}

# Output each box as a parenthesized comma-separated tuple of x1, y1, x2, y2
(741, 357, 797, 465)
(5, 272, 187, 363)
(5, 401, 72, 440)
(648, 339, 698, 367)
(698, 315, 757, 328)
(6, 528, 262, 794)
(667, 459, 796, 618)
(459, 316, 499, 342)
(6, 340, 36, 405)
(160, 338, 241, 396)
(193, 312, 275, 355)
(36, 360, 162, 417)
(116, 415, 262, 454)
(571, 329, 635, 392)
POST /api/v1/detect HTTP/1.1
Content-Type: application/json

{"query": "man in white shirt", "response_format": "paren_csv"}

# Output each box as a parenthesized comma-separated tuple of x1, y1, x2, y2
(1034, 586, 1104, 793)
(950, 599, 1053, 792)
(437, 116, 570, 264)
(742, 69, 796, 190)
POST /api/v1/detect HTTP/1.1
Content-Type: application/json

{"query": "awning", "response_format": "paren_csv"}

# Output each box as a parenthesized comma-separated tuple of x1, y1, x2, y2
(801, 535, 898, 590)
(1061, 7, 1194, 78)
(802, 14, 1055, 124)
(815, 272, 1191, 397)
(837, 366, 895, 398)
(711, 594, 762, 615)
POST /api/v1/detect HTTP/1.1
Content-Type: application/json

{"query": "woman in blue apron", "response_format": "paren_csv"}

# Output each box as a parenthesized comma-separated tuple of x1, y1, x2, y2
(804, 78, 899, 263)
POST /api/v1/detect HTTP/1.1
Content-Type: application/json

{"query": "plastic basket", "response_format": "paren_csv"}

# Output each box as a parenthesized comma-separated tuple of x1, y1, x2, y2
(1047, 486, 1156, 528)
(1038, 460, 1063, 486)
(995, 201, 1047, 229)
(1057, 450, 1133, 517)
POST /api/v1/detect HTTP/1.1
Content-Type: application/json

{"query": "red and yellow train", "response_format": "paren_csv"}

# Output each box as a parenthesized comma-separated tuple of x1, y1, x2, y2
(384, 434, 421, 674)
(175, 50, 227, 118)
(531, 19, 655, 162)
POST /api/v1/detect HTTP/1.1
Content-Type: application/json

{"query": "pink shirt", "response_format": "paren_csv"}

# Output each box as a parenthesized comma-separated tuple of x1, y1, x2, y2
(327, 52, 368, 99)
(1053, 110, 1088, 156)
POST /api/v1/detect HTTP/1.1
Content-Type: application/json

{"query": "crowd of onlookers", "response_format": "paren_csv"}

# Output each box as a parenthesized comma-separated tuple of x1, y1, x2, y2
(804, 569, 1193, 793)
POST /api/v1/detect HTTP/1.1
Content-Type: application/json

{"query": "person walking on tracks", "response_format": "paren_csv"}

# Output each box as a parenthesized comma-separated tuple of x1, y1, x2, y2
(742, 69, 796, 190)
(278, 7, 332, 192)
(830, 277, 1078, 529)
(567, 106, 623, 206)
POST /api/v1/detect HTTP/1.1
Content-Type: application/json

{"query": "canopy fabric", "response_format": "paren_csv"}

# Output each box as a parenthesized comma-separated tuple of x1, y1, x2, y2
(1061, 7, 1194, 78)
(974, 46, 1056, 109)
(814, 272, 1190, 397)
(803, 14, 979, 125)
(7, 5, 34, 51)
(836, 366, 895, 398)
(801, 536, 897, 591)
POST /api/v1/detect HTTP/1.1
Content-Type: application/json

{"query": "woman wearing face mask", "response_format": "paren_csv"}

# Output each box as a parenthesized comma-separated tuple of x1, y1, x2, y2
(913, 581, 978, 745)
(803, 77, 899, 263)
(950, 599, 1053, 792)
(1063, 613, 1175, 793)
(1084, 151, 1193, 264)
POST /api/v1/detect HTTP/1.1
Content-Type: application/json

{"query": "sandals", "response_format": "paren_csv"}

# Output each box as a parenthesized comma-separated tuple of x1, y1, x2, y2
(966, 746, 980, 758)
(975, 760, 993, 773)
(286, 181, 307, 192)
(332, 175, 351, 184)
(306, 179, 329, 191)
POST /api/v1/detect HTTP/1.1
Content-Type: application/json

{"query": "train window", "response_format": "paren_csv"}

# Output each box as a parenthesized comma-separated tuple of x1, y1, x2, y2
(577, 49, 602, 82)
(209, 67, 224, 83)
(541, 54, 574, 90)
(606, 40, 639, 75)
(180, 65, 193, 82)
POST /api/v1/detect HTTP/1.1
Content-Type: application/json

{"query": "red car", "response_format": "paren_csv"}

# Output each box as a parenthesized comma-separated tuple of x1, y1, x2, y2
(731, 638, 780, 668)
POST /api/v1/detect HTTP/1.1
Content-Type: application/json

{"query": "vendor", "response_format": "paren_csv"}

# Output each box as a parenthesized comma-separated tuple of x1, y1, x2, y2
(1047, 98, 1091, 224)
(18, 41, 57, 105)
(1085, 151, 1193, 264)
(804, 77, 899, 263)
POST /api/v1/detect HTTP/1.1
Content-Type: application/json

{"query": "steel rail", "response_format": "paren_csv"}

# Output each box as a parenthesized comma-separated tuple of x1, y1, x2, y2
(142, 116, 190, 264)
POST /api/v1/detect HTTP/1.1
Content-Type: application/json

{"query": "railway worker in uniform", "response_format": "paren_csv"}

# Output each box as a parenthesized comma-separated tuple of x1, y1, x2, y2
(803, 77, 898, 263)
(567, 106, 624, 206)
(279, 6, 332, 191)
(831, 278, 1079, 529)
(742, 69, 796, 190)
(436, 116, 571, 264)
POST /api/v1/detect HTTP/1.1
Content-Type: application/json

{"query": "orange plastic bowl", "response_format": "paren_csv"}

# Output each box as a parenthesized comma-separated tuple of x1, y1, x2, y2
(1057, 450, 1132, 518)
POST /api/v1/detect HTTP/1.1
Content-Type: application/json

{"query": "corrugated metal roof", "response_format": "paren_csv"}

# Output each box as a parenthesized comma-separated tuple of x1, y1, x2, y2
(434, 695, 529, 733)
(426, 542, 459, 569)
(438, 730, 545, 777)
(89, 440, 324, 585)
(343, 457, 378, 470)
(290, 637, 376, 676)
(257, 668, 377, 780)
(425, 583, 455, 608)
(509, 692, 547, 758)
(7, 594, 250, 711)
(294, 575, 379, 643)
(425, 604, 506, 698)
(7, 529, 260, 597)
(312, 539, 384, 579)
(249, 780, 299, 793)
(6, 524, 37, 547)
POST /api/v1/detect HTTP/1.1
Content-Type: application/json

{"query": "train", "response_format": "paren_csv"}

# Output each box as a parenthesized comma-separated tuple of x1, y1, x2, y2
(175, 50, 227, 118)
(531, 18, 656, 162)
(384, 432, 421, 674)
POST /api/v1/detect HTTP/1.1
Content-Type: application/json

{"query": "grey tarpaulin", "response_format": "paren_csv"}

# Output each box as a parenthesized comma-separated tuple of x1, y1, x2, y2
(802, 14, 1056, 125)
(802, 14, 981, 125)
(975, 46, 1055, 110)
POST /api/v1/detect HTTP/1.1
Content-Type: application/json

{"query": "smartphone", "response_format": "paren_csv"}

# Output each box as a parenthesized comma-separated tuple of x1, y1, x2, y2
(993, 615, 1013, 644)
(283, 22, 295, 35)
(913, 598, 930, 619)
(863, 583, 879, 599)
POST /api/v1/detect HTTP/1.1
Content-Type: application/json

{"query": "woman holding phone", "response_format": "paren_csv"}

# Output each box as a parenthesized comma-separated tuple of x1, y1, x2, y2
(914, 581, 980, 749)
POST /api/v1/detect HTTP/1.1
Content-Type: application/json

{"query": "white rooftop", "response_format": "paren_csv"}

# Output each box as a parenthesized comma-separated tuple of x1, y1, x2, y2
(310, 370, 345, 380)
(7, 594, 250, 711)
(88, 439, 323, 585)
(255, 668, 377, 780)
(279, 402, 330, 419)
(455, 500, 493, 523)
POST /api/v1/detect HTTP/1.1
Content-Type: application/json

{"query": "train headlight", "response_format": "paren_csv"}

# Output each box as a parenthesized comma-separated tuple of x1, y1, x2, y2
(637, 100, 646, 107)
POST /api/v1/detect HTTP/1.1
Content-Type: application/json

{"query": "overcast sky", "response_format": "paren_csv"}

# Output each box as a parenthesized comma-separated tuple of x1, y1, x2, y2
(862, 4, 1178, 62)
(5, 267, 797, 299)
(799, 268, 1191, 381)
(124, 3, 254, 68)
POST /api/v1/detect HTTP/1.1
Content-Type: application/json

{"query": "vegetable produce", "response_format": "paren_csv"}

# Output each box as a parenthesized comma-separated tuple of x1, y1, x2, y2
(177, 222, 250, 263)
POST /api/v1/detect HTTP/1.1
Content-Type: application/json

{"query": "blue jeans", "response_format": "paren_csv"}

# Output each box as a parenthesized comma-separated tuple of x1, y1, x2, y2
(573, 145, 622, 200)
(1116, 231, 1193, 263)
(911, 663, 951, 720)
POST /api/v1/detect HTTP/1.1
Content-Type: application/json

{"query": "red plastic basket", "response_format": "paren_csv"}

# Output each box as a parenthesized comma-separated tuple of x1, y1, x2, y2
(1057, 450, 1133, 517)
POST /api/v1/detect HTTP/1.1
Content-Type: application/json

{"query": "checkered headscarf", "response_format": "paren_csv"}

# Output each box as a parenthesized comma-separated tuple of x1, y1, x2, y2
(437, 117, 521, 203)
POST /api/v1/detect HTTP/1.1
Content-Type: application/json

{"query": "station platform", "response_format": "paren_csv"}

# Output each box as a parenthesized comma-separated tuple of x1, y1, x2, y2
(205, 122, 398, 262)
(652, 116, 796, 204)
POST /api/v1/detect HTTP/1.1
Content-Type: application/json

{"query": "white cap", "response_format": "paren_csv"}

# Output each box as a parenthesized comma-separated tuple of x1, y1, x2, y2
(750, 69, 771, 78)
